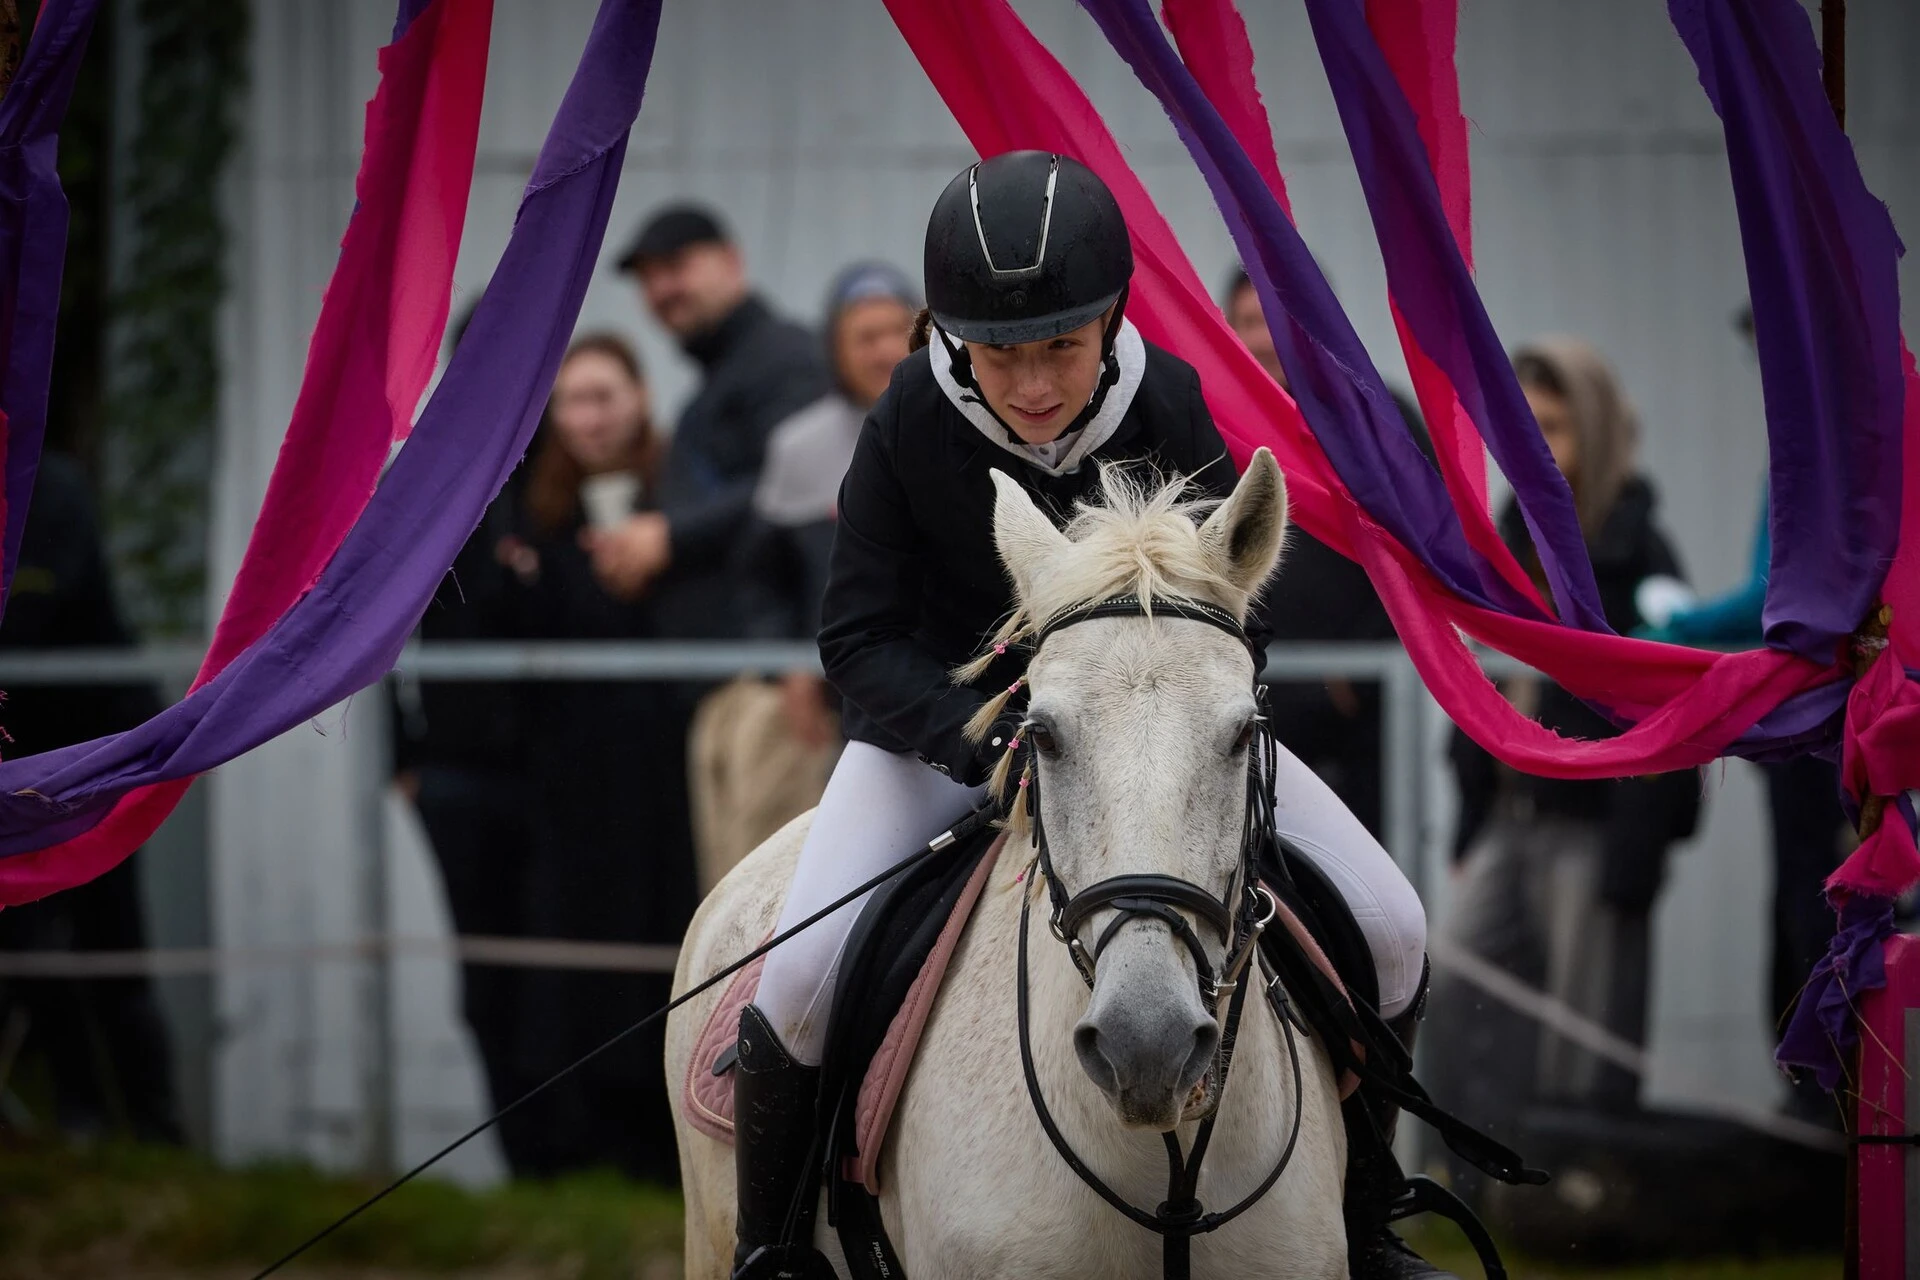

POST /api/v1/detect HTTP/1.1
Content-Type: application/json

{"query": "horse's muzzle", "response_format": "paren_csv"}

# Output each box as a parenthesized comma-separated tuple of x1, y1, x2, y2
(1074, 978, 1219, 1130)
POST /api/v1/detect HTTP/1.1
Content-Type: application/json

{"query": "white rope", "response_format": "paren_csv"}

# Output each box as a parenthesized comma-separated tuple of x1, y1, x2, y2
(0, 934, 680, 977)
(1429, 937, 1844, 1154)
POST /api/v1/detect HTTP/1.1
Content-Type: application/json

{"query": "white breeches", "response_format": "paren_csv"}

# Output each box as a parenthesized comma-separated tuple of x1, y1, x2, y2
(755, 739, 1428, 1064)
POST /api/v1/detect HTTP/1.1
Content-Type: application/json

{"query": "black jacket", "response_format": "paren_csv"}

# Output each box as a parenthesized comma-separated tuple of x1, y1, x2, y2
(393, 474, 529, 779)
(820, 342, 1259, 782)
(652, 295, 830, 640)
(1450, 475, 1703, 909)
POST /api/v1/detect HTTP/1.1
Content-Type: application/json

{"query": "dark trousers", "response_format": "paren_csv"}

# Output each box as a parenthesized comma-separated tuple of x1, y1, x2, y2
(414, 765, 542, 1173)
(1762, 754, 1845, 1118)
(1264, 678, 1385, 841)
(0, 851, 181, 1142)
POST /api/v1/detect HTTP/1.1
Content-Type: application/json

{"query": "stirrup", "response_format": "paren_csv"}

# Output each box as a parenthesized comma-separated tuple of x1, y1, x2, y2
(731, 1243, 839, 1280)
(1386, 1175, 1507, 1280)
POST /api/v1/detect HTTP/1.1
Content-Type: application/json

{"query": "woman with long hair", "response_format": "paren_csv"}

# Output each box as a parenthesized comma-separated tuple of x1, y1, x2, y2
(1431, 337, 1702, 1190)
(506, 333, 696, 1183)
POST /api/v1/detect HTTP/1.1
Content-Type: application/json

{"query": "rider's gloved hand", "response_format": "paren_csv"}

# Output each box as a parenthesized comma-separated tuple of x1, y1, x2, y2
(964, 712, 1025, 788)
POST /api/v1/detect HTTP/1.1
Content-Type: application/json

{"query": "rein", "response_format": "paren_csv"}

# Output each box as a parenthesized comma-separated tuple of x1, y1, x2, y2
(1008, 594, 1305, 1280)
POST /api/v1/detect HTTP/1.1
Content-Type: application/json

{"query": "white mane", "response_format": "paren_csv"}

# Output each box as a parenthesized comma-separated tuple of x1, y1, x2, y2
(956, 461, 1264, 690)
(957, 457, 1288, 819)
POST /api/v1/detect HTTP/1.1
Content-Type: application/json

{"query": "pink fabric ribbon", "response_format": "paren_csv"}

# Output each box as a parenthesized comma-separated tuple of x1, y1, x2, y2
(0, 0, 491, 904)
(1831, 631, 1920, 899)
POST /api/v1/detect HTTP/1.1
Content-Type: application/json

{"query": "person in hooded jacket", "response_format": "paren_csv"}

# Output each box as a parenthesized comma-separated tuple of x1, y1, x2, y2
(729, 152, 1453, 1280)
(1431, 339, 1702, 1176)
(685, 263, 921, 889)
(1634, 304, 1845, 1127)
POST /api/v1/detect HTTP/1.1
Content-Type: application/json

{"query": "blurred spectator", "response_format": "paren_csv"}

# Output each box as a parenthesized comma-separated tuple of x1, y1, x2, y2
(1223, 265, 1429, 837)
(1636, 304, 1846, 1124)
(0, 453, 181, 1144)
(391, 305, 542, 1173)
(686, 262, 918, 889)
(1432, 339, 1701, 1157)
(1226, 264, 1286, 388)
(501, 334, 697, 1183)
(593, 204, 829, 633)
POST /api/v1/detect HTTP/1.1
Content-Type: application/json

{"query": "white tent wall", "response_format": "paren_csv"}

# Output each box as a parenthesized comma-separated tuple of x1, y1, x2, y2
(211, 0, 1918, 1169)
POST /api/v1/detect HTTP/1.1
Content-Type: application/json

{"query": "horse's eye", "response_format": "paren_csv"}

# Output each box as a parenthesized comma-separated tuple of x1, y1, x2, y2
(1231, 719, 1257, 755)
(1028, 723, 1059, 755)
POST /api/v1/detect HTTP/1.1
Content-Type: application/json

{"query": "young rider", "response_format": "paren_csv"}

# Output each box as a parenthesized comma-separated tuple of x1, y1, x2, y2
(732, 151, 1450, 1280)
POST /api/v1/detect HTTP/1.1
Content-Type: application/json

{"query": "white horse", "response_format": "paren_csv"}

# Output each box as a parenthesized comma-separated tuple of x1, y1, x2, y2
(668, 450, 1347, 1278)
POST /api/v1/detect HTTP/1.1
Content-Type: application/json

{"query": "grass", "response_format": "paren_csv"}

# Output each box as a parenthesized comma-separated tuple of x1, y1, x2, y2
(0, 1138, 682, 1278)
(0, 1138, 1842, 1278)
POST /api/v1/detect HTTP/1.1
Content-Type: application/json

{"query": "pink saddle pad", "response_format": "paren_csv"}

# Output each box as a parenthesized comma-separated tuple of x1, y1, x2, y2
(683, 833, 1008, 1194)
(681, 843, 1357, 1195)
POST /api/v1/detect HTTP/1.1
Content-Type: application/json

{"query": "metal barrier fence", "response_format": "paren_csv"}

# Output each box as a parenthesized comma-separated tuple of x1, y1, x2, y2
(0, 642, 1831, 1167)
(0, 638, 1446, 899)
(0, 637, 1439, 902)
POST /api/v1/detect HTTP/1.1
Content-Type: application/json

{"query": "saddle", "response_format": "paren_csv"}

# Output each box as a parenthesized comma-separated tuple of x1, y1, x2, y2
(682, 824, 1369, 1193)
(682, 823, 1012, 1192)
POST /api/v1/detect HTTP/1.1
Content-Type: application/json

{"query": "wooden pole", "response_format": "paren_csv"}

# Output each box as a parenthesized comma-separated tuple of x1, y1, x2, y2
(1829, 7, 1866, 1272)
(1819, 7, 1860, 1274)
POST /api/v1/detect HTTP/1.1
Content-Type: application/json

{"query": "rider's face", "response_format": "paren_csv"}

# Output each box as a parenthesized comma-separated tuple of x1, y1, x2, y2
(964, 311, 1111, 446)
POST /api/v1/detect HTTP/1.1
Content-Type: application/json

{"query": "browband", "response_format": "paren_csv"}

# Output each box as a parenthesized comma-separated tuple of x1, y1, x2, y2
(1034, 593, 1251, 657)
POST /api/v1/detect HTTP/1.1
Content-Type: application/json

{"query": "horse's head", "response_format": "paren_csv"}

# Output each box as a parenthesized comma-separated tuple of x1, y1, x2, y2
(974, 449, 1288, 1131)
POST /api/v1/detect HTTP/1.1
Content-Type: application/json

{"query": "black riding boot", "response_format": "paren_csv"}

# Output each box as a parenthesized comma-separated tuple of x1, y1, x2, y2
(731, 1006, 835, 1280)
(1344, 971, 1459, 1280)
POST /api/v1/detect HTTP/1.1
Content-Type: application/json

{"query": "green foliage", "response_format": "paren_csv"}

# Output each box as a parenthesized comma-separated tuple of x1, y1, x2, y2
(101, 0, 248, 636)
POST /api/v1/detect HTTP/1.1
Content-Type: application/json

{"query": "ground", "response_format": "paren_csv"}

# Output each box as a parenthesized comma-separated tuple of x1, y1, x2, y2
(0, 1138, 1837, 1279)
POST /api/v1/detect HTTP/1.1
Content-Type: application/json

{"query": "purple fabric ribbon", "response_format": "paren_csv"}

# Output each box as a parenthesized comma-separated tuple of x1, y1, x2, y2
(1292, 0, 1614, 632)
(1073, 0, 1562, 625)
(1670, 0, 1907, 664)
(1077, 0, 1903, 763)
(1775, 892, 1895, 1092)
(1671, 0, 1911, 1086)
(392, 0, 433, 41)
(0, 0, 102, 613)
(0, 0, 664, 855)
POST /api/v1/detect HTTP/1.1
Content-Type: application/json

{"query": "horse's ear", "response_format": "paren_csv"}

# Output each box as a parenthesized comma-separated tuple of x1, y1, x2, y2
(1198, 447, 1288, 600)
(990, 469, 1068, 602)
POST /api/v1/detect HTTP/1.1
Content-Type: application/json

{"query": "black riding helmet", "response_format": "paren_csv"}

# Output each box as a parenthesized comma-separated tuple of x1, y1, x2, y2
(924, 151, 1133, 346)
(924, 152, 1135, 442)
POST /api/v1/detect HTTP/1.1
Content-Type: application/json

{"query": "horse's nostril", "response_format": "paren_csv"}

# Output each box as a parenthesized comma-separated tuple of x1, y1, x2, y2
(1183, 1021, 1221, 1088)
(1074, 1022, 1118, 1092)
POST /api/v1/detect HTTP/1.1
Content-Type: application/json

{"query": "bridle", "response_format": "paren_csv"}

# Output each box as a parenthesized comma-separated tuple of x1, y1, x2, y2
(1008, 594, 1308, 1280)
